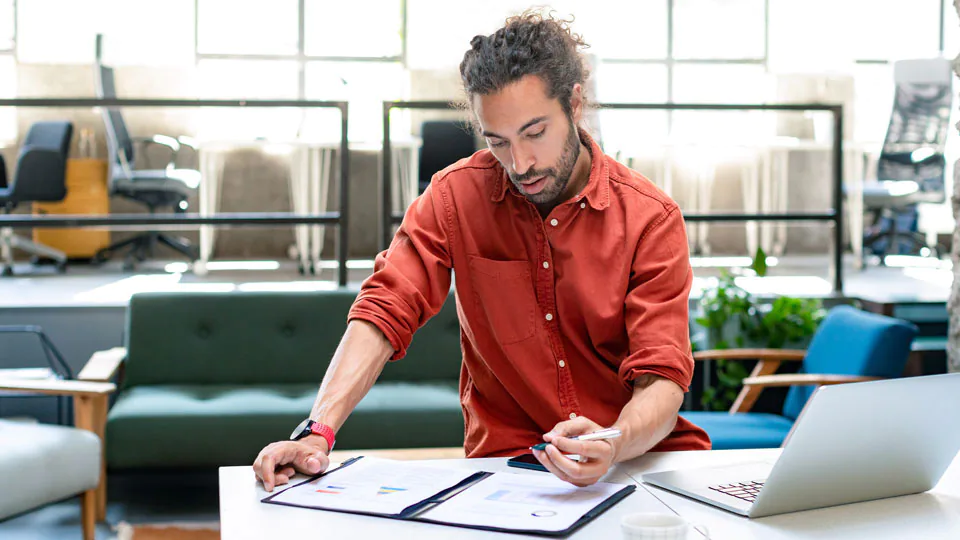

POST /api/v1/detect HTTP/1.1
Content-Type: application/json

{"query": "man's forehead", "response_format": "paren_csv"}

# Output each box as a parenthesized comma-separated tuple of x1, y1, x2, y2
(472, 75, 559, 134)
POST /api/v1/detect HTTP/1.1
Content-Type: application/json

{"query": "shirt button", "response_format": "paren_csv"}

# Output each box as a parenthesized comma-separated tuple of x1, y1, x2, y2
(543, 261, 550, 269)
(580, 202, 586, 209)
(558, 360, 565, 368)
(545, 313, 554, 321)
(569, 413, 577, 419)
(550, 218, 559, 227)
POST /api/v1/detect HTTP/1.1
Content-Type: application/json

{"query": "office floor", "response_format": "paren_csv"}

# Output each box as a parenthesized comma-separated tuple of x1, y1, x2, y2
(0, 254, 951, 308)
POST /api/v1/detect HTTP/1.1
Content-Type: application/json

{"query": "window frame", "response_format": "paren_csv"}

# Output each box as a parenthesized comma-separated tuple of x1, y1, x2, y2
(193, 0, 407, 100)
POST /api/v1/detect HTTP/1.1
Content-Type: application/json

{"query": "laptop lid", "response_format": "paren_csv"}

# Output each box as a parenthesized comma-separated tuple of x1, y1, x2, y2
(749, 373, 960, 517)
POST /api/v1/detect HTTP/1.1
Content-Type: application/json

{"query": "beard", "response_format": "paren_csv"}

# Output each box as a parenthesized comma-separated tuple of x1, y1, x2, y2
(508, 120, 581, 206)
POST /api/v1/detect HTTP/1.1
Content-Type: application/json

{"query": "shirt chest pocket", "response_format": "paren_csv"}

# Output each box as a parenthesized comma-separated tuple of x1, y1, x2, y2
(469, 257, 537, 346)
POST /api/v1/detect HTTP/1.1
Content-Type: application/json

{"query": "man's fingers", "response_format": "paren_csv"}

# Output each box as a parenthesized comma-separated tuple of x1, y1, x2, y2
(294, 449, 329, 475)
(533, 448, 576, 485)
(550, 437, 612, 460)
(278, 466, 295, 479)
(545, 416, 598, 440)
(260, 454, 277, 492)
(544, 444, 602, 487)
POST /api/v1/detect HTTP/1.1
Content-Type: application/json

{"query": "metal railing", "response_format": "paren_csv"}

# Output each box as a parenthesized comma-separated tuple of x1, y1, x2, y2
(382, 100, 845, 292)
(0, 98, 351, 285)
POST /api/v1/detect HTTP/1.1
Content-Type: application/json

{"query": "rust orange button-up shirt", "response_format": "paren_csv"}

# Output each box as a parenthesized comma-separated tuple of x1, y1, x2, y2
(348, 131, 710, 457)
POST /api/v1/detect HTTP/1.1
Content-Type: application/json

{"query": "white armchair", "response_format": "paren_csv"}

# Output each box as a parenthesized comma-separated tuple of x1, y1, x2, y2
(0, 378, 115, 540)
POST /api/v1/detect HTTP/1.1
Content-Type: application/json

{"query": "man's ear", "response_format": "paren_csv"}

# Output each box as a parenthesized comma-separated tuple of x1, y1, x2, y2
(569, 83, 584, 124)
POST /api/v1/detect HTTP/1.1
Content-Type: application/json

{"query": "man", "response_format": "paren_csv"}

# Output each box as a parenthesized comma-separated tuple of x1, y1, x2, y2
(254, 10, 710, 492)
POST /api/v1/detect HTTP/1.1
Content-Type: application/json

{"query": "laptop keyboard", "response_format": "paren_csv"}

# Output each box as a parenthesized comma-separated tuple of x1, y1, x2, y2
(709, 480, 765, 503)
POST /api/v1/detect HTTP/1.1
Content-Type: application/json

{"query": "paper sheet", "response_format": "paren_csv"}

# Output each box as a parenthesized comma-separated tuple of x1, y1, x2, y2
(419, 470, 629, 532)
(267, 457, 478, 516)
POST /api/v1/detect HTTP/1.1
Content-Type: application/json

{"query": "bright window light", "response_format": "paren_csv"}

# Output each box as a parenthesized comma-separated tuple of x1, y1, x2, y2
(197, 0, 298, 55)
(73, 274, 235, 304)
(0, 56, 14, 144)
(690, 256, 779, 268)
(883, 255, 950, 269)
(314, 259, 377, 270)
(17, 0, 194, 65)
(238, 281, 339, 292)
(304, 0, 402, 58)
(734, 276, 833, 297)
(673, 0, 765, 60)
(206, 261, 282, 271)
(0, 0, 13, 51)
(902, 267, 953, 287)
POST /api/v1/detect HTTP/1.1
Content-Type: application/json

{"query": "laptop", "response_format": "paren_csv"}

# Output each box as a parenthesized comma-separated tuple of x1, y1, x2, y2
(642, 373, 960, 518)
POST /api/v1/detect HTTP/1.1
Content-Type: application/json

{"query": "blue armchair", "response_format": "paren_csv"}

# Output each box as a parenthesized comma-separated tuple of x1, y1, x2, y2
(683, 306, 918, 450)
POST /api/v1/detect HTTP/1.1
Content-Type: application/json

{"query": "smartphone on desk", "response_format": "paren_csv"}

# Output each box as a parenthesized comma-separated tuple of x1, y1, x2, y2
(507, 453, 548, 472)
(507, 453, 581, 472)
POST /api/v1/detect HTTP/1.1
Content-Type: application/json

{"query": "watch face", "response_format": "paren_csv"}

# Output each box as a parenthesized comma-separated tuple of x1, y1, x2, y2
(290, 419, 312, 440)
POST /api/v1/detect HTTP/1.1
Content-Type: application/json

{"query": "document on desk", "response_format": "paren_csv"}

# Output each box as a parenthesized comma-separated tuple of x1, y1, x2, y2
(262, 456, 635, 536)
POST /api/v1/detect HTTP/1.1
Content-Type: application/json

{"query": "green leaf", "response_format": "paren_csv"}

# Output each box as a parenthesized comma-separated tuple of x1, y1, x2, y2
(751, 247, 768, 277)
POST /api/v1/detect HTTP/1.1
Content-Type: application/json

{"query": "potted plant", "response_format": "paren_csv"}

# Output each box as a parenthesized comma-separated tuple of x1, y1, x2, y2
(694, 248, 826, 411)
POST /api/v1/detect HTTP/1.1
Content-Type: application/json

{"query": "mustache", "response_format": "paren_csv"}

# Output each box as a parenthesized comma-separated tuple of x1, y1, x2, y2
(511, 168, 557, 183)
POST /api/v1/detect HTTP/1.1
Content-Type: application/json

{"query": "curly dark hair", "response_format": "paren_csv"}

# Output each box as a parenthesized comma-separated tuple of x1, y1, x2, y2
(459, 9, 590, 120)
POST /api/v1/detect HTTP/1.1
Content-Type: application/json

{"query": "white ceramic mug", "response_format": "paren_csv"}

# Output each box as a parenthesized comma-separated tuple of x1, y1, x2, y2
(621, 512, 710, 540)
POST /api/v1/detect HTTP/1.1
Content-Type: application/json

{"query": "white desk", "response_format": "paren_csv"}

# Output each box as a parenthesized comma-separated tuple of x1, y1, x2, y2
(221, 449, 960, 539)
(625, 448, 960, 540)
(196, 138, 421, 275)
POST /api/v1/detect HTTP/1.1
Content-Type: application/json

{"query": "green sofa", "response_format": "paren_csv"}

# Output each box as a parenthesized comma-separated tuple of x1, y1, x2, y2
(89, 289, 464, 469)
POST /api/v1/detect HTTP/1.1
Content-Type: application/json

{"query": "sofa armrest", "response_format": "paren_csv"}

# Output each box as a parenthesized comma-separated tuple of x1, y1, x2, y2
(0, 378, 115, 397)
(78, 347, 127, 382)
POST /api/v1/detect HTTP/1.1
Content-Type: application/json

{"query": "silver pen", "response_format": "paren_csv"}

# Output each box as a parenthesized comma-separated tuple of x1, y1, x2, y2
(530, 427, 622, 450)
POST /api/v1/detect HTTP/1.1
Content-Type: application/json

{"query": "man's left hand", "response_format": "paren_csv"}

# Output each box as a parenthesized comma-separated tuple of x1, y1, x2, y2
(532, 416, 618, 487)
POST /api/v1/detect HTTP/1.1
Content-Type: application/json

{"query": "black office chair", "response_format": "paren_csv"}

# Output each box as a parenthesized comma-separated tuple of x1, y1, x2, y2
(861, 58, 952, 259)
(93, 62, 201, 270)
(0, 121, 74, 276)
(418, 120, 477, 194)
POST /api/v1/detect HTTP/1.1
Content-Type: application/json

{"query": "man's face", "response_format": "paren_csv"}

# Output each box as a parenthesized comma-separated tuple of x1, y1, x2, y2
(473, 75, 581, 206)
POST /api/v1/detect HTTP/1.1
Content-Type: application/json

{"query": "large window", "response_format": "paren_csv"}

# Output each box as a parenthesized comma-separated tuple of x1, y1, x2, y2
(196, 0, 406, 142)
(583, 0, 950, 147)
(16, 0, 194, 65)
(0, 0, 14, 143)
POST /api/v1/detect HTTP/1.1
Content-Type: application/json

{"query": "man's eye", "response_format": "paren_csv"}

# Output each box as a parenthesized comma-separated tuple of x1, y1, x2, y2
(490, 140, 508, 148)
(528, 129, 545, 139)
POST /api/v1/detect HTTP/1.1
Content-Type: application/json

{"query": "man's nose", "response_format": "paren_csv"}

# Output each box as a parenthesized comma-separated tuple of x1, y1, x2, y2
(511, 144, 535, 177)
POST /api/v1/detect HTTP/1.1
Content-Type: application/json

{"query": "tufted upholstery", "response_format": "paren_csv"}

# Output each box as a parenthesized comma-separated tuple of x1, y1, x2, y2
(107, 289, 465, 468)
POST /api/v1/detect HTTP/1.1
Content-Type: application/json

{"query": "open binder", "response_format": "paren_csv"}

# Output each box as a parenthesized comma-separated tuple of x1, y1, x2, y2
(262, 456, 635, 536)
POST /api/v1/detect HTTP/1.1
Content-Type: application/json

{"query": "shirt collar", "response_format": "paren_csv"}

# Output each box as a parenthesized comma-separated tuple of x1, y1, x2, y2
(490, 128, 610, 211)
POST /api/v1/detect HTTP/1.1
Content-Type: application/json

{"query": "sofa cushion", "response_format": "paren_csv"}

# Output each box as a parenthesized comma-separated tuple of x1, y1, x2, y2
(0, 420, 100, 520)
(106, 383, 465, 468)
(123, 289, 463, 387)
(124, 290, 358, 387)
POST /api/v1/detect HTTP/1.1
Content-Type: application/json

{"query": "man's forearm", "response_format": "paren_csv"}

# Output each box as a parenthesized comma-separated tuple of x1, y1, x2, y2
(610, 375, 685, 463)
(308, 320, 394, 438)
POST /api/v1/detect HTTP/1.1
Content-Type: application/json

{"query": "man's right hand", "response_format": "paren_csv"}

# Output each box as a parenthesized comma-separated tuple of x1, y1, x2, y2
(253, 436, 330, 492)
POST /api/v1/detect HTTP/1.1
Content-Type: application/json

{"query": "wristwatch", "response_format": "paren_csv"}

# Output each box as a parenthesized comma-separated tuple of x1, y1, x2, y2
(290, 419, 336, 451)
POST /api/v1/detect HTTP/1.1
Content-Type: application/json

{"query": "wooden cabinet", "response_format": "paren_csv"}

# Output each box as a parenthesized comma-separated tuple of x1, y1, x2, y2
(33, 159, 110, 259)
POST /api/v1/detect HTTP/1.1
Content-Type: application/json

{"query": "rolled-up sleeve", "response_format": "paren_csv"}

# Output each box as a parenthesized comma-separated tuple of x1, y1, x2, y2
(618, 205, 694, 391)
(348, 179, 453, 360)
